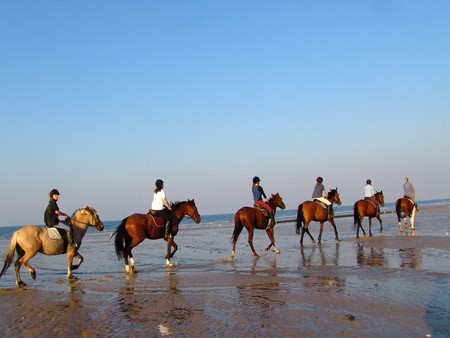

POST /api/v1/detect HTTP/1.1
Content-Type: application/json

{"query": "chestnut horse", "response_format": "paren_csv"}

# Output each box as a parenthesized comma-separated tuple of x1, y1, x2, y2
(230, 193, 286, 259)
(0, 207, 104, 287)
(395, 197, 416, 231)
(113, 199, 201, 271)
(353, 191, 385, 238)
(296, 188, 342, 247)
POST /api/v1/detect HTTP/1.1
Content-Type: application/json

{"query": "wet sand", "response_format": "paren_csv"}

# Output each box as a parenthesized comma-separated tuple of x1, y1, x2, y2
(0, 206, 449, 337)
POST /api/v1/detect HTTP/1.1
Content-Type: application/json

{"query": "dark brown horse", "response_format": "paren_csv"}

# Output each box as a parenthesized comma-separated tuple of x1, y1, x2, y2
(230, 193, 286, 259)
(113, 199, 201, 271)
(296, 188, 342, 247)
(0, 207, 104, 287)
(395, 197, 416, 231)
(353, 191, 385, 238)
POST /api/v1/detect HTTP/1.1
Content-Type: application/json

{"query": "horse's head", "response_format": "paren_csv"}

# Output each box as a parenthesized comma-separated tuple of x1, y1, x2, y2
(72, 206, 104, 231)
(328, 188, 342, 206)
(375, 191, 385, 207)
(172, 199, 201, 224)
(186, 199, 201, 224)
(270, 193, 286, 210)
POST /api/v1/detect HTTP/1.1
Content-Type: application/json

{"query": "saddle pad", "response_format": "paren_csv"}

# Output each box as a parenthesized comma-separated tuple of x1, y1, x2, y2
(313, 199, 327, 209)
(47, 227, 63, 240)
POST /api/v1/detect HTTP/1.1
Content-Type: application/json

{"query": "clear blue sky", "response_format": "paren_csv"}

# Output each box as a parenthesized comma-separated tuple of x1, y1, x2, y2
(1, 1, 449, 226)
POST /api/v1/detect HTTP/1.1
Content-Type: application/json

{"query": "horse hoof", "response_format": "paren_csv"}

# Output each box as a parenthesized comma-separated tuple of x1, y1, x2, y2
(69, 275, 78, 281)
(311, 240, 316, 244)
(17, 281, 27, 288)
(166, 259, 173, 267)
(31, 271, 36, 280)
(273, 249, 280, 254)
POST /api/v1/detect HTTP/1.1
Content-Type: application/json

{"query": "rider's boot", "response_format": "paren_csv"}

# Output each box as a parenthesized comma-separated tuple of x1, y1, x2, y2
(266, 213, 275, 229)
(164, 221, 172, 240)
(327, 205, 333, 220)
(67, 229, 77, 248)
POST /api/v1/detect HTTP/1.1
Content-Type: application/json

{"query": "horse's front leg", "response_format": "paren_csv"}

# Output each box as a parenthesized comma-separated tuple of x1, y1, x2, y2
(368, 218, 373, 237)
(376, 215, 383, 233)
(66, 249, 77, 280)
(329, 219, 340, 242)
(264, 227, 279, 254)
(71, 252, 84, 270)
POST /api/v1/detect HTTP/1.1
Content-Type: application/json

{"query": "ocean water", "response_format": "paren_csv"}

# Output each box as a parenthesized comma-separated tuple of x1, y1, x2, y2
(1, 198, 449, 239)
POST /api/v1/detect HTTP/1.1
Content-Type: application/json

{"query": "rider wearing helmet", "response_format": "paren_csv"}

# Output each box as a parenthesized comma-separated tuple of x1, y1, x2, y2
(364, 179, 380, 215)
(44, 189, 76, 248)
(252, 176, 275, 228)
(403, 177, 419, 212)
(149, 179, 174, 239)
(312, 177, 333, 220)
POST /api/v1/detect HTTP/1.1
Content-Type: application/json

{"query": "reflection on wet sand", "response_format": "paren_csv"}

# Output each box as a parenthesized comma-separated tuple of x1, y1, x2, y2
(300, 243, 340, 266)
(356, 242, 387, 267)
(299, 244, 345, 293)
(399, 248, 421, 269)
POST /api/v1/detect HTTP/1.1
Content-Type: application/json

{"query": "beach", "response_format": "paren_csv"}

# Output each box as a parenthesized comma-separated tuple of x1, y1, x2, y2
(0, 206, 449, 337)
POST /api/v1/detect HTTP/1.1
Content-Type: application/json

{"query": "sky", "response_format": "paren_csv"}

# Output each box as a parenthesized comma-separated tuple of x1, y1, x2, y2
(1, 1, 449, 226)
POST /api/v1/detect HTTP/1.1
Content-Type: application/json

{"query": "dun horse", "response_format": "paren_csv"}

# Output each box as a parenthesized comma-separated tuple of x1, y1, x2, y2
(0, 207, 104, 287)
(296, 188, 342, 247)
(230, 193, 286, 259)
(395, 197, 416, 231)
(113, 199, 201, 271)
(353, 191, 385, 238)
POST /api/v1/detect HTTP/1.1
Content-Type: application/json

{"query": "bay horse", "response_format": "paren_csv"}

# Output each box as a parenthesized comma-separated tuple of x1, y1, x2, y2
(0, 207, 104, 287)
(230, 193, 286, 259)
(353, 191, 385, 238)
(296, 188, 342, 247)
(395, 197, 416, 231)
(113, 199, 201, 271)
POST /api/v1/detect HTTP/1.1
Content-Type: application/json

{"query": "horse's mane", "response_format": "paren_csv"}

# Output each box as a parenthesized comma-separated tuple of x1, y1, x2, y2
(327, 189, 337, 199)
(71, 206, 96, 218)
(170, 200, 195, 209)
(170, 201, 184, 208)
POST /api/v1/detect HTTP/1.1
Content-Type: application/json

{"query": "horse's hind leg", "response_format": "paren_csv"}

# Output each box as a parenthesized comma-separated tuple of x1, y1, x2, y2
(264, 228, 279, 254)
(15, 250, 37, 287)
(230, 220, 244, 259)
(247, 229, 259, 257)
(300, 222, 315, 247)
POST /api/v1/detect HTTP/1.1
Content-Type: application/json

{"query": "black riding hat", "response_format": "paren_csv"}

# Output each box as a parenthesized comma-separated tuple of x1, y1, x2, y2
(253, 176, 260, 184)
(366, 179, 372, 184)
(155, 179, 164, 189)
(316, 177, 323, 183)
(49, 188, 60, 196)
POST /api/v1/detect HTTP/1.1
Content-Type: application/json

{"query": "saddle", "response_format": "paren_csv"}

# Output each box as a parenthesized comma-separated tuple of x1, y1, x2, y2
(253, 204, 269, 217)
(47, 227, 66, 240)
(365, 197, 378, 209)
(146, 212, 165, 227)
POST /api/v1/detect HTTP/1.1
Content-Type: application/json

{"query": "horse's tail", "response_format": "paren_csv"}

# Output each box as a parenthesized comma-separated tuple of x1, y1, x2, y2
(231, 211, 244, 243)
(296, 204, 304, 234)
(353, 201, 360, 230)
(395, 199, 402, 221)
(0, 230, 18, 278)
(113, 218, 129, 260)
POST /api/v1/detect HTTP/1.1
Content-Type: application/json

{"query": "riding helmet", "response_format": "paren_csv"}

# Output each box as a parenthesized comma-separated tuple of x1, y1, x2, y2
(366, 179, 372, 184)
(49, 188, 60, 196)
(316, 177, 323, 183)
(253, 176, 260, 184)
(155, 179, 164, 189)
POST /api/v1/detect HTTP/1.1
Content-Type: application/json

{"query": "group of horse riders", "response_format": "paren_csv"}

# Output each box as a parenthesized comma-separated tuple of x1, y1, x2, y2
(44, 175, 418, 250)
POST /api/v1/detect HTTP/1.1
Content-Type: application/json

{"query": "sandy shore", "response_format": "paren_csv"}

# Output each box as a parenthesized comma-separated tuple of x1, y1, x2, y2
(0, 206, 449, 337)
